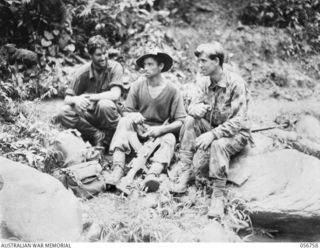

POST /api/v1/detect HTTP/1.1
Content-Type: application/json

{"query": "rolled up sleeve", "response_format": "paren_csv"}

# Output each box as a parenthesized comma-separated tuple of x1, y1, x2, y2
(109, 62, 124, 89)
(124, 80, 139, 113)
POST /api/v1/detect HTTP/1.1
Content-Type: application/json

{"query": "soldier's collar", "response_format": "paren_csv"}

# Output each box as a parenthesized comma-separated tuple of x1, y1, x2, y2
(209, 71, 227, 89)
(89, 62, 112, 79)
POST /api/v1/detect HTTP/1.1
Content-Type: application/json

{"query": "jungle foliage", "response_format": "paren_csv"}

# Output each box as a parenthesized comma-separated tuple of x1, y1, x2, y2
(239, 0, 320, 53)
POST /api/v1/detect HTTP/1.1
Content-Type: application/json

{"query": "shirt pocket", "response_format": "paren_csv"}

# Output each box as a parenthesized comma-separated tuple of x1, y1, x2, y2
(214, 102, 231, 125)
(100, 72, 112, 91)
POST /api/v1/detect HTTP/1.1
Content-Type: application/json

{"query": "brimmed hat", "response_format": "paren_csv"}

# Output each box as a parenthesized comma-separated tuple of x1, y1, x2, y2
(136, 49, 173, 72)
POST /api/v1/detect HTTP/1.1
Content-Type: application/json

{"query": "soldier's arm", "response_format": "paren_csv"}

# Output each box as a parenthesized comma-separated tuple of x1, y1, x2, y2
(87, 86, 121, 102)
(87, 62, 123, 102)
(122, 79, 145, 124)
(161, 89, 186, 135)
(64, 77, 84, 106)
(159, 120, 183, 135)
(187, 78, 209, 118)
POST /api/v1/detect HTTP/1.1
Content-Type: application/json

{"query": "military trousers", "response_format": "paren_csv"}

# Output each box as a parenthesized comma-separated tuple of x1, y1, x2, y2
(55, 99, 121, 144)
(109, 116, 176, 168)
(179, 115, 249, 180)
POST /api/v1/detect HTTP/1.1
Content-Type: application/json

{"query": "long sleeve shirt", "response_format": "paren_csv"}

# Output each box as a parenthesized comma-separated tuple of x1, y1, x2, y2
(189, 69, 251, 139)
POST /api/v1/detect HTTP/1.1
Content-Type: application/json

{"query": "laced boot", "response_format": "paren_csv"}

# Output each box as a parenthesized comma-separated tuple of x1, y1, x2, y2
(168, 163, 194, 193)
(167, 150, 194, 193)
(104, 149, 125, 186)
(168, 150, 193, 181)
(207, 179, 227, 219)
(207, 195, 225, 219)
(142, 162, 164, 193)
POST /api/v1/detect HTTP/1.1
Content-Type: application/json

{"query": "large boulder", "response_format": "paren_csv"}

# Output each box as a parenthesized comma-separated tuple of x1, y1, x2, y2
(229, 149, 320, 239)
(0, 157, 82, 241)
(238, 133, 275, 157)
(228, 133, 275, 185)
(294, 115, 320, 143)
(166, 221, 240, 242)
(197, 222, 241, 242)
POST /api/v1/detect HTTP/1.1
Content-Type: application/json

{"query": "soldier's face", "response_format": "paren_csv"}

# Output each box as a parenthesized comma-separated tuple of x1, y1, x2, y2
(197, 53, 218, 76)
(91, 47, 107, 69)
(143, 57, 163, 78)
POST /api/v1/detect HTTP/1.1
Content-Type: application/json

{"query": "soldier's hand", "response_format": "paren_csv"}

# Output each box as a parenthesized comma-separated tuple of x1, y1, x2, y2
(142, 125, 163, 138)
(189, 103, 210, 118)
(74, 95, 91, 111)
(129, 112, 145, 124)
(195, 132, 215, 150)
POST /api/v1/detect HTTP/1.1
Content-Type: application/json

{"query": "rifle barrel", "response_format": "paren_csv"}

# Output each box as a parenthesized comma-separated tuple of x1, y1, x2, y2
(252, 123, 288, 133)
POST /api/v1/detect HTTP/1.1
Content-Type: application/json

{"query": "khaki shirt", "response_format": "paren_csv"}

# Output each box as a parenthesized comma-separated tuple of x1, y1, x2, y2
(189, 69, 251, 139)
(65, 60, 123, 96)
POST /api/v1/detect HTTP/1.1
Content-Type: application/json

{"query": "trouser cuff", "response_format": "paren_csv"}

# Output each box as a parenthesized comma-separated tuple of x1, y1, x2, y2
(212, 178, 227, 198)
(113, 148, 125, 170)
(179, 150, 194, 165)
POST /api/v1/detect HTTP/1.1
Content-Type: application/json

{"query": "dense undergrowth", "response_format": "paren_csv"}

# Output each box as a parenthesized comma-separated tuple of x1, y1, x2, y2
(239, 0, 320, 54)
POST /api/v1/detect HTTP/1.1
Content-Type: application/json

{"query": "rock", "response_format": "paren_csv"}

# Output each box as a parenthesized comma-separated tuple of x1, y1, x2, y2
(238, 133, 274, 157)
(85, 223, 102, 242)
(229, 149, 320, 237)
(166, 227, 194, 242)
(139, 193, 159, 209)
(294, 115, 320, 143)
(228, 133, 275, 186)
(4, 44, 38, 68)
(0, 175, 3, 191)
(197, 222, 241, 242)
(270, 129, 320, 160)
(0, 157, 82, 241)
(167, 222, 241, 242)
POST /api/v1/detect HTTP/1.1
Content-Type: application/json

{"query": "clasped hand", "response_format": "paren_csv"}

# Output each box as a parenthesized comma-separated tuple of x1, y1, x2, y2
(74, 94, 92, 111)
(128, 112, 145, 125)
(189, 103, 210, 118)
(140, 124, 163, 138)
(195, 131, 215, 150)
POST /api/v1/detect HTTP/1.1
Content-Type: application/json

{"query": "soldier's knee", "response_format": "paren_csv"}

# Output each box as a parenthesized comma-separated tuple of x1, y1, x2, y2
(162, 133, 176, 145)
(96, 99, 116, 112)
(117, 116, 133, 129)
(97, 99, 116, 109)
(55, 105, 76, 127)
(181, 115, 196, 132)
(57, 104, 72, 117)
(185, 115, 195, 125)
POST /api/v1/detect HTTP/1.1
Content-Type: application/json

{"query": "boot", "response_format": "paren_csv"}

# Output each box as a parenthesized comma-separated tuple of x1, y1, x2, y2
(104, 149, 125, 186)
(104, 166, 124, 186)
(168, 160, 195, 194)
(168, 164, 193, 194)
(142, 162, 164, 193)
(168, 149, 193, 181)
(207, 179, 226, 219)
(207, 195, 225, 219)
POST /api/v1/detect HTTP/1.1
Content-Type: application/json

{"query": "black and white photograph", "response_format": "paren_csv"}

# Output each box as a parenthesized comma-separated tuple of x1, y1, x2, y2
(0, 0, 320, 245)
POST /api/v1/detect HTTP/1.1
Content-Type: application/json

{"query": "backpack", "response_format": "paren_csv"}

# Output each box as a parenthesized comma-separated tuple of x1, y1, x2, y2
(60, 160, 108, 199)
